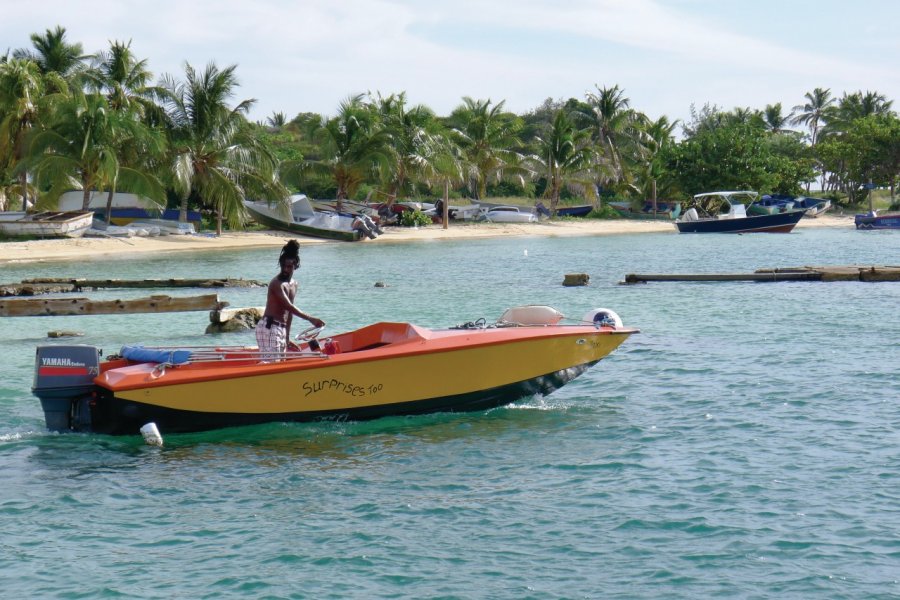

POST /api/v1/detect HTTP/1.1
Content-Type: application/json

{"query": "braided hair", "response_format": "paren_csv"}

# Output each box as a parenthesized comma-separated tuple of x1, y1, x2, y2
(279, 239, 301, 268)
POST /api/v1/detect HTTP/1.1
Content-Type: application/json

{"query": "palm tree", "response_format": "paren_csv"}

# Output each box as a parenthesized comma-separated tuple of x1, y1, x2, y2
(529, 110, 596, 216)
(293, 94, 392, 212)
(13, 26, 85, 90)
(85, 40, 163, 117)
(823, 90, 894, 137)
(29, 90, 165, 211)
(160, 62, 285, 233)
(84, 40, 168, 221)
(636, 115, 679, 210)
(372, 92, 448, 204)
(0, 58, 46, 210)
(583, 84, 642, 194)
(448, 97, 527, 200)
(763, 103, 793, 133)
(266, 111, 287, 129)
(792, 88, 833, 146)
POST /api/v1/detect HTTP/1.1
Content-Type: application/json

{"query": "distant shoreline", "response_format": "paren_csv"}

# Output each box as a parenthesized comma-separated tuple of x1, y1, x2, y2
(0, 215, 856, 266)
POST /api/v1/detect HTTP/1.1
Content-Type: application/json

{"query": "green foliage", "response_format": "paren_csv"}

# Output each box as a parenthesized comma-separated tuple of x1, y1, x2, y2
(587, 203, 620, 219)
(816, 113, 900, 203)
(663, 110, 814, 195)
(399, 208, 431, 227)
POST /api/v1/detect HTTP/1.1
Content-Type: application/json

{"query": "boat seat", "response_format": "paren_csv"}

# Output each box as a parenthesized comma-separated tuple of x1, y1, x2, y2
(340, 322, 429, 352)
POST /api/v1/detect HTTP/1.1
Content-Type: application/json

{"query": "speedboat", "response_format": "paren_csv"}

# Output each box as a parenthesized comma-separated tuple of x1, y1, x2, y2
(481, 206, 537, 223)
(675, 191, 806, 233)
(32, 306, 636, 436)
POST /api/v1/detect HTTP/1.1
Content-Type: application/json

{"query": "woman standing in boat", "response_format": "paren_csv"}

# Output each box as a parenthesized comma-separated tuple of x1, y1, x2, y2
(256, 239, 325, 360)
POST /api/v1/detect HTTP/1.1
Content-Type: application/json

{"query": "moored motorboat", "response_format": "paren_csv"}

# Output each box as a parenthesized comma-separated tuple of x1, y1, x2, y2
(0, 211, 94, 238)
(32, 306, 637, 436)
(675, 191, 805, 233)
(855, 210, 900, 230)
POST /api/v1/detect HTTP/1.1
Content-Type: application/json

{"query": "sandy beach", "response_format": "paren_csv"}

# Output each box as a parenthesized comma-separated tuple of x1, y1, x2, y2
(0, 214, 856, 265)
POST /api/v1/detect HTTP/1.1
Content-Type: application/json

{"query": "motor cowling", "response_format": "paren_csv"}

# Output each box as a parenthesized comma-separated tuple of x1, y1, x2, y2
(582, 308, 623, 329)
(32, 345, 101, 432)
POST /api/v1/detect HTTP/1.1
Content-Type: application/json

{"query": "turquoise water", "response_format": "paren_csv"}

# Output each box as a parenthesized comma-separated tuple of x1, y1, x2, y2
(1, 228, 899, 598)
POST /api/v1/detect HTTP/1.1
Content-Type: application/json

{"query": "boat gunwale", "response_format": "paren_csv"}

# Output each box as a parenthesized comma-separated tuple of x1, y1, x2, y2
(96, 325, 638, 391)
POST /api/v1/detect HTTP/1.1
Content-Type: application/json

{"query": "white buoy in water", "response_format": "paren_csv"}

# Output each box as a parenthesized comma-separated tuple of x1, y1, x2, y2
(523, 249, 528, 256)
(140, 422, 164, 446)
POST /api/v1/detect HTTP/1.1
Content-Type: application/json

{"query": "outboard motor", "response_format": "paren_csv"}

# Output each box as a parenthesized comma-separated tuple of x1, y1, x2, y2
(582, 308, 623, 329)
(32, 345, 101, 432)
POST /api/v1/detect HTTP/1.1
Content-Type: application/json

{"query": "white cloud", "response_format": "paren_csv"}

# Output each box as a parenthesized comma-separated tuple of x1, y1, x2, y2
(2, 0, 897, 126)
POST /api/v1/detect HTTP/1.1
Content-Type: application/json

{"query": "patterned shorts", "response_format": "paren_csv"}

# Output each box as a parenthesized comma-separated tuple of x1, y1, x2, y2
(256, 319, 286, 362)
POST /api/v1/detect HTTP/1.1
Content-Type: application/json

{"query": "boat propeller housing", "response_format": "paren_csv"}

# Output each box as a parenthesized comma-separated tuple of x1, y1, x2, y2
(32, 345, 101, 432)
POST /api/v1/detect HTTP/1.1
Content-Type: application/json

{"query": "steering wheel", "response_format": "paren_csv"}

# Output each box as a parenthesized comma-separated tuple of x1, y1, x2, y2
(294, 325, 325, 342)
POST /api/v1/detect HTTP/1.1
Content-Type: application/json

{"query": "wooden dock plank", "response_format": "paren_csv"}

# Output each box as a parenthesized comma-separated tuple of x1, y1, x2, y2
(623, 265, 900, 284)
(0, 294, 226, 317)
(1, 277, 261, 297)
(22, 277, 262, 288)
(623, 272, 822, 284)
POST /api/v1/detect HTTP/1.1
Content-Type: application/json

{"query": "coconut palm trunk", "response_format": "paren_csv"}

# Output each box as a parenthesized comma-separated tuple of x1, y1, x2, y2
(19, 171, 29, 212)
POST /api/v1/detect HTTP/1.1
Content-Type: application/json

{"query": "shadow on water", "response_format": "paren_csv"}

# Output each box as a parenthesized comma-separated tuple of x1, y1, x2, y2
(14, 397, 608, 473)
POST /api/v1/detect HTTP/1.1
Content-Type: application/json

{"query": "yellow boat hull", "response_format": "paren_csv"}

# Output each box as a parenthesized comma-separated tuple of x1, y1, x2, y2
(36, 319, 636, 435)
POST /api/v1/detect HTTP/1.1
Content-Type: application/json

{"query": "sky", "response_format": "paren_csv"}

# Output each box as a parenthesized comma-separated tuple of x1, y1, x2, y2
(3, 0, 898, 132)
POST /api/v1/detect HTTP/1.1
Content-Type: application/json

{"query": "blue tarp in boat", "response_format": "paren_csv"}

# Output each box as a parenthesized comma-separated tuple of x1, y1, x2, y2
(121, 345, 192, 365)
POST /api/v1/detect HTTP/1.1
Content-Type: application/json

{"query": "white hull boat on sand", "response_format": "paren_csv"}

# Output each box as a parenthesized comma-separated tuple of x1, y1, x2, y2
(0, 211, 93, 238)
(480, 206, 537, 223)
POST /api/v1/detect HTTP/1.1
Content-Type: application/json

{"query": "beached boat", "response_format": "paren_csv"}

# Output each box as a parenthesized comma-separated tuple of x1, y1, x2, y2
(675, 191, 805, 233)
(481, 206, 537, 223)
(793, 196, 832, 217)
(556, 204, 593, 217)
(58, 191, 202, 225)
(128, 219, 195, 235)
(535, 203, 594, 218)
(750, 194, 831, 218)
(748, 194, 795, 216)
(609, 201, 681, 220)
(0, 211, 94, 238)
(855, 211, 900, 230)
(244, 195, 368, 242)
(32, 306, 636, 436)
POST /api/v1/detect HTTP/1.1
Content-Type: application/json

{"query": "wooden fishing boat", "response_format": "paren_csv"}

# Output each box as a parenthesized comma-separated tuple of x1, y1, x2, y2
(0, 211, 94, 238)
(608, 201, 681, 220)
(556, 204, 593, 217)
(675, 191, 805, 233)
(32, 306, 637, 436)
(243, 195, 366, 242)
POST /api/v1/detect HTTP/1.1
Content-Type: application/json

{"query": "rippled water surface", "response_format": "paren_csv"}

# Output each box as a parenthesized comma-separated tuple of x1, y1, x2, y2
(2, 227, 899, 598)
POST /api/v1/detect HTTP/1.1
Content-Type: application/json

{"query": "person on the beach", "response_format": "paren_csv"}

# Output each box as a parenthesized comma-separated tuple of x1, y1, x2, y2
(256, 239, 325, 360)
